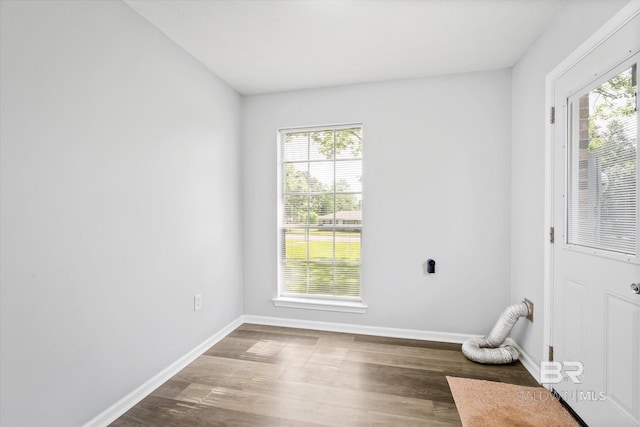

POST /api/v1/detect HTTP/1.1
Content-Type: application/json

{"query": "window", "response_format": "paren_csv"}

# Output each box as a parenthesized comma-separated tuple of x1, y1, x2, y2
(568, 64, 638, 255)
(276, 125, 364, 311)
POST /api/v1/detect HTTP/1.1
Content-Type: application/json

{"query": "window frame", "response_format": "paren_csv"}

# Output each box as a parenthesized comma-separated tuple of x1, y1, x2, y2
(564, 60, 639, 263)
(274, 123, 367, 313)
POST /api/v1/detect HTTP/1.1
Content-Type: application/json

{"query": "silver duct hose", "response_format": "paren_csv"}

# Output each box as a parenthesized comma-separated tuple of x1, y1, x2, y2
(462, 301, 532, 364)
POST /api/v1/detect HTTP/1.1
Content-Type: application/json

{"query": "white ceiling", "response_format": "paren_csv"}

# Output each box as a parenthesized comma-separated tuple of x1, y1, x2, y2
(123, 0, 570, 95)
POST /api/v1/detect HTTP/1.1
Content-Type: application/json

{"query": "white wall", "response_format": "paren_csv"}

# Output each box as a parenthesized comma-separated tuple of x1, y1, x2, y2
(0, 1, 243, 425)
(510, 0, 630, 365)
(3, 0, 628, 423)
(242, 70, 513, 334)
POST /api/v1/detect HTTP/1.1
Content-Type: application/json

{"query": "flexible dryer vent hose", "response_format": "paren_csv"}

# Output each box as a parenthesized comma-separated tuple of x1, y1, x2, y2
(461, 301, 531, 364)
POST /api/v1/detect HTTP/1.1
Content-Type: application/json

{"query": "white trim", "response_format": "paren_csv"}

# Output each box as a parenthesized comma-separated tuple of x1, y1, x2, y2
(83, 316, 244, 427)
(545, 1, 640, 85)
(272, 297, 368, 313)
(279, 122, 363, 133)
(506, 337, 540, 384)
(543, 0, 640, 376)
(242, 314, 480, 343)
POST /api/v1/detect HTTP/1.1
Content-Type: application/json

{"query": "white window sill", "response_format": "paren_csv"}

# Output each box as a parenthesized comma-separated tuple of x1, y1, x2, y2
(272, 297, 368, 314)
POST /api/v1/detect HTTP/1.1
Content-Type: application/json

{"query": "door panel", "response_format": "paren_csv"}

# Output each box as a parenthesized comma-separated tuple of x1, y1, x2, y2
(605, 293, 640, 421)
(552, 13, 640, 426)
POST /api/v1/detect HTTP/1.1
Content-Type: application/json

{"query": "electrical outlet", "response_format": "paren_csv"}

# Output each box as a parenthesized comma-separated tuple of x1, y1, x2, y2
(524, 298, 533, 322)
(194, 294, 202, 311)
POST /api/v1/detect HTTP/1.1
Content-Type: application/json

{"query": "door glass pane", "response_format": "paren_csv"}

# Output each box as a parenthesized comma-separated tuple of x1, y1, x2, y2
(568, 65, 638, 255)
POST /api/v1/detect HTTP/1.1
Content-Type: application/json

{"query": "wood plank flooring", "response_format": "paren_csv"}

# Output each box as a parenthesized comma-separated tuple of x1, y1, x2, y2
(111, 324, 538, 426)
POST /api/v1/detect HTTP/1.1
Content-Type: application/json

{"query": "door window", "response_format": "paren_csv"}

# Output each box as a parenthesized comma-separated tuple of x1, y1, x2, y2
(568, 65, 638, 255)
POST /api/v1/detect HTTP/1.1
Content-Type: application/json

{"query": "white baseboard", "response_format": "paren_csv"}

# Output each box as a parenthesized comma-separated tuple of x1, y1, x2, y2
(244, 315, 542, 382)
(241, 315, 480, 344)
(506, 337, 540, 384)
(83, 316, 244, 427)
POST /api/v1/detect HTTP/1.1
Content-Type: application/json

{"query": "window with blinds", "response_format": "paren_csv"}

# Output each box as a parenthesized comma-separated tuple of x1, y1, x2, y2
(568, 64, 638, 255)
(279, 125, 363, 300)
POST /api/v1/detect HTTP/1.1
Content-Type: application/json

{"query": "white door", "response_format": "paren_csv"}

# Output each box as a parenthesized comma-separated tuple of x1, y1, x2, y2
(552, 14, 640, 427)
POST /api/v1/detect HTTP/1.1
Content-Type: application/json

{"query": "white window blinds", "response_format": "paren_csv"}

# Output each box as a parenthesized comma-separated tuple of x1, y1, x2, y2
(568, 65, 638, 255)
(279, 125, 363, 299)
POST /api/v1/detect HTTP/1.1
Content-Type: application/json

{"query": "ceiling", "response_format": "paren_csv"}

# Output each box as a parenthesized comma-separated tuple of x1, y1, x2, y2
(123, 0, 570, 95)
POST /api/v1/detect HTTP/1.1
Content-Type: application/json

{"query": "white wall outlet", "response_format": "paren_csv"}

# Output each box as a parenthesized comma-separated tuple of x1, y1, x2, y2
(194, 294, 202, 311)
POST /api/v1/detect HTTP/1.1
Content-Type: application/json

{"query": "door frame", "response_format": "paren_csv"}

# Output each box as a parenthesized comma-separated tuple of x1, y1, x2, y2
(543, 0, 640, 389)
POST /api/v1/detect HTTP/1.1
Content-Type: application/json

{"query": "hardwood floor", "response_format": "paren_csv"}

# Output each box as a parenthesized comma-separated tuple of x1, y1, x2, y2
(111, 324, 538, 426)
